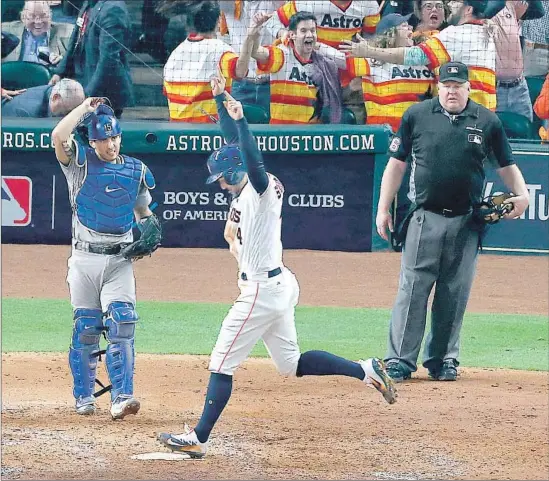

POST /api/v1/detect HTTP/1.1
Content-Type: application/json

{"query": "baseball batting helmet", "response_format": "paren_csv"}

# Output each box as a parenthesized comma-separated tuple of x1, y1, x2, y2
(205, 144, 246, 185)
(88, 104, 122, 141)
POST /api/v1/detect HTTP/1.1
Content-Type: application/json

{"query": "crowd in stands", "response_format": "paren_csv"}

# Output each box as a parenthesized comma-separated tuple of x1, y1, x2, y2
(1, 0, 548, 141)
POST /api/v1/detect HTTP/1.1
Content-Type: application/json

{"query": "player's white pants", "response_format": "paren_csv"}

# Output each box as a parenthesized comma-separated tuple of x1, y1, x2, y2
(209, 267, 301, 376)
(67, 249, 136, 311)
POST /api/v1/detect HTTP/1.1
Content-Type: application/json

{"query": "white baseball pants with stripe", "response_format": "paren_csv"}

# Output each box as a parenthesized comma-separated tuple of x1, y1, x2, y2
(209, 267, 301, 376)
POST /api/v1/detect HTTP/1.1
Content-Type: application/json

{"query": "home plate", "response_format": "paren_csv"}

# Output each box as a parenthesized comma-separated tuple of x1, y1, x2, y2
(131, 452, 197, 461)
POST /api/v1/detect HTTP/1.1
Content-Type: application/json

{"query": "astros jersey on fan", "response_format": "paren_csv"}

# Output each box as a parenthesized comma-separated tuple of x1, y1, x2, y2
(267, 0, 380, 47)
(257, 43, 317, 123)
(346, 58, 435, 131)
(163, 37, 239, 122)
(419, 23, 496, 110)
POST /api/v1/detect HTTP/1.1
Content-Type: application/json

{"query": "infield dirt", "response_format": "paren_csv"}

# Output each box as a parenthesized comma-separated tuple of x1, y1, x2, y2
(2, 245, 548, 480)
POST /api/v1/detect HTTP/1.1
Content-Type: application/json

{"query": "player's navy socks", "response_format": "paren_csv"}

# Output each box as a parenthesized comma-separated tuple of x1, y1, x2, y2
(194, 372, 233, 443)
(296, 350, 365, 380)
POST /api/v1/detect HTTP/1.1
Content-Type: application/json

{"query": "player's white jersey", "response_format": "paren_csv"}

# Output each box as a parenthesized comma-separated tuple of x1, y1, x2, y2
(60, 139, 151, 245)
(228, 173, 284, 276)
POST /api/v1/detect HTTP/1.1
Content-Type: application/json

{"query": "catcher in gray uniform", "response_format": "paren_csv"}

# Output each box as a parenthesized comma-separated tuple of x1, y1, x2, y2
(52, 97, 162, 419)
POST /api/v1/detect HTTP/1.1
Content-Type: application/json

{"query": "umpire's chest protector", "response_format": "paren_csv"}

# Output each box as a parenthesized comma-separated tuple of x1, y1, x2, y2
(75, 150, 144, 235)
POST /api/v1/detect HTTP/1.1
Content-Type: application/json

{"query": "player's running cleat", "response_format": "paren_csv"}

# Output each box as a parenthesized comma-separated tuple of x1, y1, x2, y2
(359, 358, 398, 404)
(75, 395, 96, 415)
(157, 424, 207, 458)
(110, 395, 140, 420)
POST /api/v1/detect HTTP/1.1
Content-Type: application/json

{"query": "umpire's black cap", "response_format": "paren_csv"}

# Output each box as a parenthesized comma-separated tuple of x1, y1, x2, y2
(439, 61, 469, 83)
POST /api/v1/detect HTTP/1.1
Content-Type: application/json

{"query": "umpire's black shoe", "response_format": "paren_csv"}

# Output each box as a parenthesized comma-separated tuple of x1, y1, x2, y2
(385, 360, 412, 383)
(429, 360, 458, 381)
(438, 360, 458, 381)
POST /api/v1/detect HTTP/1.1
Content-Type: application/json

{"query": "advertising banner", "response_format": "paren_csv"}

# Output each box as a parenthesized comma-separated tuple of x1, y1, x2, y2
(1, 151, 375, 252)
(482, 148, 549, 254)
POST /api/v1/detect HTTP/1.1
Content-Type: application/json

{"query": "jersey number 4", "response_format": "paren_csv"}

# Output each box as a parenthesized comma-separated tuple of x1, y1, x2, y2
(236, 227, 243, 245)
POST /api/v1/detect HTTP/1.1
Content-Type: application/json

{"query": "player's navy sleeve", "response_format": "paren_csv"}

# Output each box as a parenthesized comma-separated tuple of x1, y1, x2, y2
(236, 117, 269, 195)
(214, 93, 239, 144)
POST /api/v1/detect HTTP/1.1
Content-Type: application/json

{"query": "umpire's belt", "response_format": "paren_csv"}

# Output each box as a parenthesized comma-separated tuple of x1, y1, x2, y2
(74, 241, 129, 255)
(240, 267, 282, 282)
(423, 206, 472, 218)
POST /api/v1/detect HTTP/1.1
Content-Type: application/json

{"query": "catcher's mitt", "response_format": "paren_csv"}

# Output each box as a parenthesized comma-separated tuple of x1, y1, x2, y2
(476, 193, 514, 225)
(121, 214, 162, 261)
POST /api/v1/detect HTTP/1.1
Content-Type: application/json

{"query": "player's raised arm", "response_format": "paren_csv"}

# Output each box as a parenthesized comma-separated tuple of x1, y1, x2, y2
(224, 96, 269, 195)
(51, 97, 103, 165)
(211, 67, 239, 144)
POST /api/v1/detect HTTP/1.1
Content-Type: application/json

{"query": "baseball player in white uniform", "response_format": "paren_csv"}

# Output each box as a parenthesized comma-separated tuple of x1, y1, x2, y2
(52, 97, 161, 420)
(157, 71, 396, 458)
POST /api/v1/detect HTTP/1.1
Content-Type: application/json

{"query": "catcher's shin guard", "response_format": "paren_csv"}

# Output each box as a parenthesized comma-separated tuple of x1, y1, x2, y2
(69, 309, 104, 399)
(104, 302, 138, 401)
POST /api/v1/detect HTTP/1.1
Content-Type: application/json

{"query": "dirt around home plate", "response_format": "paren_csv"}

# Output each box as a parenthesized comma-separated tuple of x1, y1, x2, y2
(2, 245, 549, 480)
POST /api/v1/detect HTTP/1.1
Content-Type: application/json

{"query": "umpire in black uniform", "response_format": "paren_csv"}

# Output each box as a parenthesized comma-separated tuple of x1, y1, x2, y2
(376, 61, 529, 382)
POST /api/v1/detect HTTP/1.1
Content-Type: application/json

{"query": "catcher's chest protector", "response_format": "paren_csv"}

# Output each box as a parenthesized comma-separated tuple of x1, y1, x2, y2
(76, 152, 144, 235)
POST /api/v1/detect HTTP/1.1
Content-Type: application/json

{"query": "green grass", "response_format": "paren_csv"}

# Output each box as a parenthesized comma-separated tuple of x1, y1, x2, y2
(1, 298, 548, 370)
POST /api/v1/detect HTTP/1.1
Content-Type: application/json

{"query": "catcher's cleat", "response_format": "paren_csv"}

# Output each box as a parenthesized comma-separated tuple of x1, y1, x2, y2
(75, 395, 96, 415)
(359, 358, 398, 405)
(110, 395, 140, 420)
(157, 424, 207, 458)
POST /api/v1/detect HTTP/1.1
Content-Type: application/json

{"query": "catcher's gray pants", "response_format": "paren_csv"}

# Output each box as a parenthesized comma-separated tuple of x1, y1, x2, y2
(67, 249, 136, 311)
(385, 209, 480, 372)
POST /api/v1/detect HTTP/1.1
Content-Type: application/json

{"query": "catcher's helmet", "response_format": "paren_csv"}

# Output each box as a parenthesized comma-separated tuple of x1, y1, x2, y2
(88, 104, 121, 141)
(205, 144, 246, 185)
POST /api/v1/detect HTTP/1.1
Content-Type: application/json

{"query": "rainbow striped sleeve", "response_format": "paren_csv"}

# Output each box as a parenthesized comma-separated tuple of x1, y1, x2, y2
(362, 12, 380, 36)
(346, 56, 370, 78)
(219, 51, 239, 79)
(277, 0, 298, 27)
(418, 37, 451, 70)
(256, 46, 285, 74)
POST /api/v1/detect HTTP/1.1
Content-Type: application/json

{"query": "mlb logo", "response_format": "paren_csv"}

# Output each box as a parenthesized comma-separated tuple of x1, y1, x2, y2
(468, 134, 483, 145)
(448, 66, 459, 74)
(2, 176, 32, 226)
